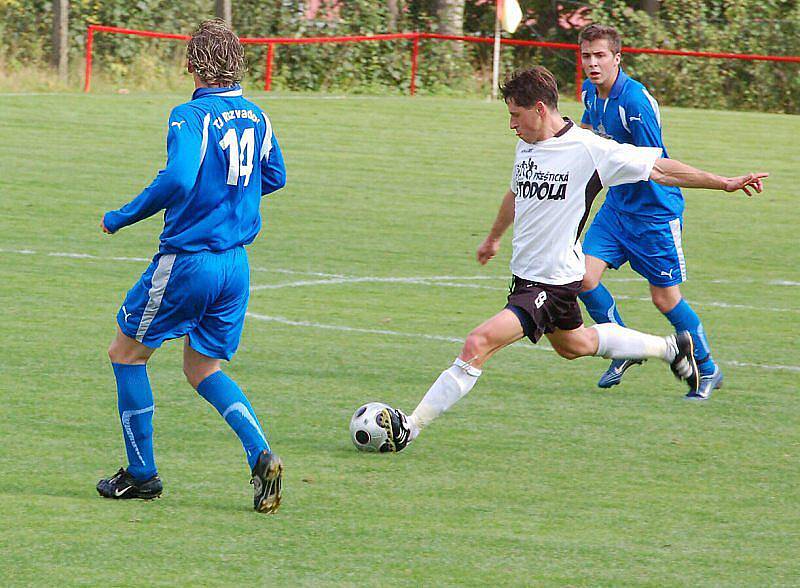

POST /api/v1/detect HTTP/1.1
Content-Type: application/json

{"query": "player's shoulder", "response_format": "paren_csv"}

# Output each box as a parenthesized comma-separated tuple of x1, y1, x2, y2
(168, 100, 207, 127)
(620, 76, 658, 108)
(234, 96, 273, 128)
(569, 123, 604, 144)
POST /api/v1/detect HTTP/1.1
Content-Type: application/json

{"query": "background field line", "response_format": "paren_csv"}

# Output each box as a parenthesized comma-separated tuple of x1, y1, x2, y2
(250, 277, 797, 313)
(1, 247, 793, 313)
(3, 247, 798, 288)
(245, 312, 800, 373)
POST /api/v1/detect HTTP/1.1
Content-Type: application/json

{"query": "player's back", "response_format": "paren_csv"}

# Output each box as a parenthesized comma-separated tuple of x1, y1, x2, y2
(159, 85, 284, 253)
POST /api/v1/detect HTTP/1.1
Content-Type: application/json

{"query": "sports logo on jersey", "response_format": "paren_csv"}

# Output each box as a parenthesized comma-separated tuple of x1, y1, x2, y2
(514, 159, 569, 201)
(170, 120, 186, 130)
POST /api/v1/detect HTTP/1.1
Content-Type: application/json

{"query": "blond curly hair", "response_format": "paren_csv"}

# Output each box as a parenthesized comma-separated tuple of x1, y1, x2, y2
(187, 19, 246, 86)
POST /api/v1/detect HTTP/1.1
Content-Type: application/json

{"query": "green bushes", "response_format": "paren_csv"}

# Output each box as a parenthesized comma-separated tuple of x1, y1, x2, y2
(0, 0, 797, 111)
(587, 0, 800, 113)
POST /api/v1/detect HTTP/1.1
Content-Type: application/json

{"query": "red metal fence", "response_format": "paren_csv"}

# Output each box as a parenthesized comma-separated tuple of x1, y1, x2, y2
(84, 24, 800, 99)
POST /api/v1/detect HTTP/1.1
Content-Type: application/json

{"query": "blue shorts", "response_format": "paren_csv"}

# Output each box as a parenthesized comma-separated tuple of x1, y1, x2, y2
(583, 205, 687, 287)
(117, 247, 249, 360)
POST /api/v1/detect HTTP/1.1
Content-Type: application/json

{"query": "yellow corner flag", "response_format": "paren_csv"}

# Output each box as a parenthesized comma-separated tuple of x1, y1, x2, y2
(500, 0, 523, 34)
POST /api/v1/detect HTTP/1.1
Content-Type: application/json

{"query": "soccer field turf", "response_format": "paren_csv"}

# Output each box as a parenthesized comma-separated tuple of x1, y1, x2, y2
(0, 92, 798, 586)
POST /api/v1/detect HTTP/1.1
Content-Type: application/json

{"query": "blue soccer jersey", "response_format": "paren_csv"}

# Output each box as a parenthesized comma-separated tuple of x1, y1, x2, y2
(104, 85, 286, 253)
(581, 69, 683, 221)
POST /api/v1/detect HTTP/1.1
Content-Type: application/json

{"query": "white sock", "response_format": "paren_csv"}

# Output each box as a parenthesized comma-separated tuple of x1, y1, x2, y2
(592, 323, 677, 362)
(408, 358, 482, 438)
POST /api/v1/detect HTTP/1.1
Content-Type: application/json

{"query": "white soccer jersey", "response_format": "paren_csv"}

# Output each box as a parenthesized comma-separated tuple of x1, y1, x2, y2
(509, 120, 661, 285)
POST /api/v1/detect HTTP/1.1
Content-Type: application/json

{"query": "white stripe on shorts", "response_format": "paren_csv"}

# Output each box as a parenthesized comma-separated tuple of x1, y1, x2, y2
(668, 218, 687, 282)
(135, 254, 176, 342)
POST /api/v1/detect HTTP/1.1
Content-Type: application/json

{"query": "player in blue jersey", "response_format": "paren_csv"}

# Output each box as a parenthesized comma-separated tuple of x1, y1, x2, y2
(578, 24, 731, 399)
(96, 20, 286, 513)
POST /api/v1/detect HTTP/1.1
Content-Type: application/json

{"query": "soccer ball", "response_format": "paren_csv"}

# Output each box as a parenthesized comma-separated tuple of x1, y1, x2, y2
(349, 402, 410, 453)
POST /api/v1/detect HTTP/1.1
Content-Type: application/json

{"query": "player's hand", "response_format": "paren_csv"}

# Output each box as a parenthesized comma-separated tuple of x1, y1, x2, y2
(476, 237, 500, 265)
(723, 172, 768, 196)
(100, 217, 112, 234)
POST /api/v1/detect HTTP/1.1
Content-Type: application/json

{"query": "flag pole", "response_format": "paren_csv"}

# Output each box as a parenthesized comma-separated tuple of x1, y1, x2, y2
(491, 0, 501, 100)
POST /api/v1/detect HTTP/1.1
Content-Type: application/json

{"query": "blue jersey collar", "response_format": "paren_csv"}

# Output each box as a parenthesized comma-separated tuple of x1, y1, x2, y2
(192, 84, 243, 100)
(607, 69, 629, 100)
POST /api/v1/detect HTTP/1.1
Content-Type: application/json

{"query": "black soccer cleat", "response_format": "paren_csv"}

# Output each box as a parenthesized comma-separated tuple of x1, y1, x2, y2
(251, 450, 283, 514)
(96, 468, 163, 500)
(669, 331, 699, 394)
(379, 407, 412, 453)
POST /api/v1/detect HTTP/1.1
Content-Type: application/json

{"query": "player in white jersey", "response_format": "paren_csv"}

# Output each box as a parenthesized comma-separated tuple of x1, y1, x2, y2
(376, 67, 767, 452)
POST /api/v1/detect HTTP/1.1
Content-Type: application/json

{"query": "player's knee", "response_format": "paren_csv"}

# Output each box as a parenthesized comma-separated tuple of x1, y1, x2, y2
(108, 338, 145, 364)
(651, 293, 679, 313)
(463, 330, 491, 359)
(554, 345, 581, 360)
(552, 333, 593, 360)
(183, 363, 202, 389)
(581, 274, 600, 293)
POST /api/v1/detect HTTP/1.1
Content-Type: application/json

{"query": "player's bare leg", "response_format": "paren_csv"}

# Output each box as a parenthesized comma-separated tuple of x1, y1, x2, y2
(650, 284, 722, 400)
(402, 309, 525, 443)
(579, 255, 644, 388)
(108, 327, 156, 365)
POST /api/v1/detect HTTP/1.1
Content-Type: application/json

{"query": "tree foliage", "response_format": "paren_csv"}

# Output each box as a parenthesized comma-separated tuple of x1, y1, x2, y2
(586, 0, 800, 112)
(0, 0, 797, 111)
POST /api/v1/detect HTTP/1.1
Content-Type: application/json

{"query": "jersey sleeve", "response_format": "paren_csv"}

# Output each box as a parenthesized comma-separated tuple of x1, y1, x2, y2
(580, 80, 592, 126)
(259, 111, 286, 196)
(103, 106, 204, 233)
(623, 87, 665, 152)
(585, 133, 661, 188)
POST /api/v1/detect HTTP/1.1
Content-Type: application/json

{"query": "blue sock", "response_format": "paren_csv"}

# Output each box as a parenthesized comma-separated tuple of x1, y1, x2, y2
(112, 363, 157, 481)
(579, 283, 625, 326)
(663, 299, 716, 375)
(196, 371, 269, 470)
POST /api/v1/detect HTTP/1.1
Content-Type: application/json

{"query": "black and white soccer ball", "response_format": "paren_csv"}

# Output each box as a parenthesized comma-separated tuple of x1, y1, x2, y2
(349, 402, 411, 453)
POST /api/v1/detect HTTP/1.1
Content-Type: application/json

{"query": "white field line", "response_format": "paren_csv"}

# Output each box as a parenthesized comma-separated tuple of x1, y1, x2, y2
(245, 313, 800, 373)
(0, 248, 794, 371)
(0, 248, 152, 263)
(2, 248, 797, 312)
(607, 276, 800, 287)
(2, 247, 797, 286)
(250, 276, 798, 314)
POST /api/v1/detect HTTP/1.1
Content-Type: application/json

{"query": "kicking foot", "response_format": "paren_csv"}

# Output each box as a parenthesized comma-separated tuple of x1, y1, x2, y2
(380, 407, 413, 453)
(597, 358, 645, 388)
(669, 331, 699, 394)
(97, 468, 162, 500)
(251, 450, 283, 514)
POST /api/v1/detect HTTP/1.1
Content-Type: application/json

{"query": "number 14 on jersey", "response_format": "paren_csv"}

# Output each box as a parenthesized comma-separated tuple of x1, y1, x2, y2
(219, 127, 255, 187)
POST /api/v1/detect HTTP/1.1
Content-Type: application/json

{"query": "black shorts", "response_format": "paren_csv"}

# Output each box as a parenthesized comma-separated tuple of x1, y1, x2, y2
(505, 276, 584, 343)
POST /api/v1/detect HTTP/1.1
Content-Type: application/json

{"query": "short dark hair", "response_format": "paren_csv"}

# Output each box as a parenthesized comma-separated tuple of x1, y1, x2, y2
(578, 24, 622, 54)
(500, 66, 559, 109)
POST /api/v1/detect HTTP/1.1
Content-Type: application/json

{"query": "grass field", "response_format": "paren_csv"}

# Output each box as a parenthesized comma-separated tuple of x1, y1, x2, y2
(0, 91, 798, 586)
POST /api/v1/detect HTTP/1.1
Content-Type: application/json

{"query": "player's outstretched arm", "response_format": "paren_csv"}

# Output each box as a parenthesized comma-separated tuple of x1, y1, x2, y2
(477, 190, 515, 265)
(650, 158, 768, 196)
(102, 108, 203, 234)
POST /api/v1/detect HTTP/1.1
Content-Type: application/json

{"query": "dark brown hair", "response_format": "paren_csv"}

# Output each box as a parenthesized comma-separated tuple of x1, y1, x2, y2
(500, 66, 559, 109)
(578, 24, 622, 54)
(186, 19, 246, 86)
